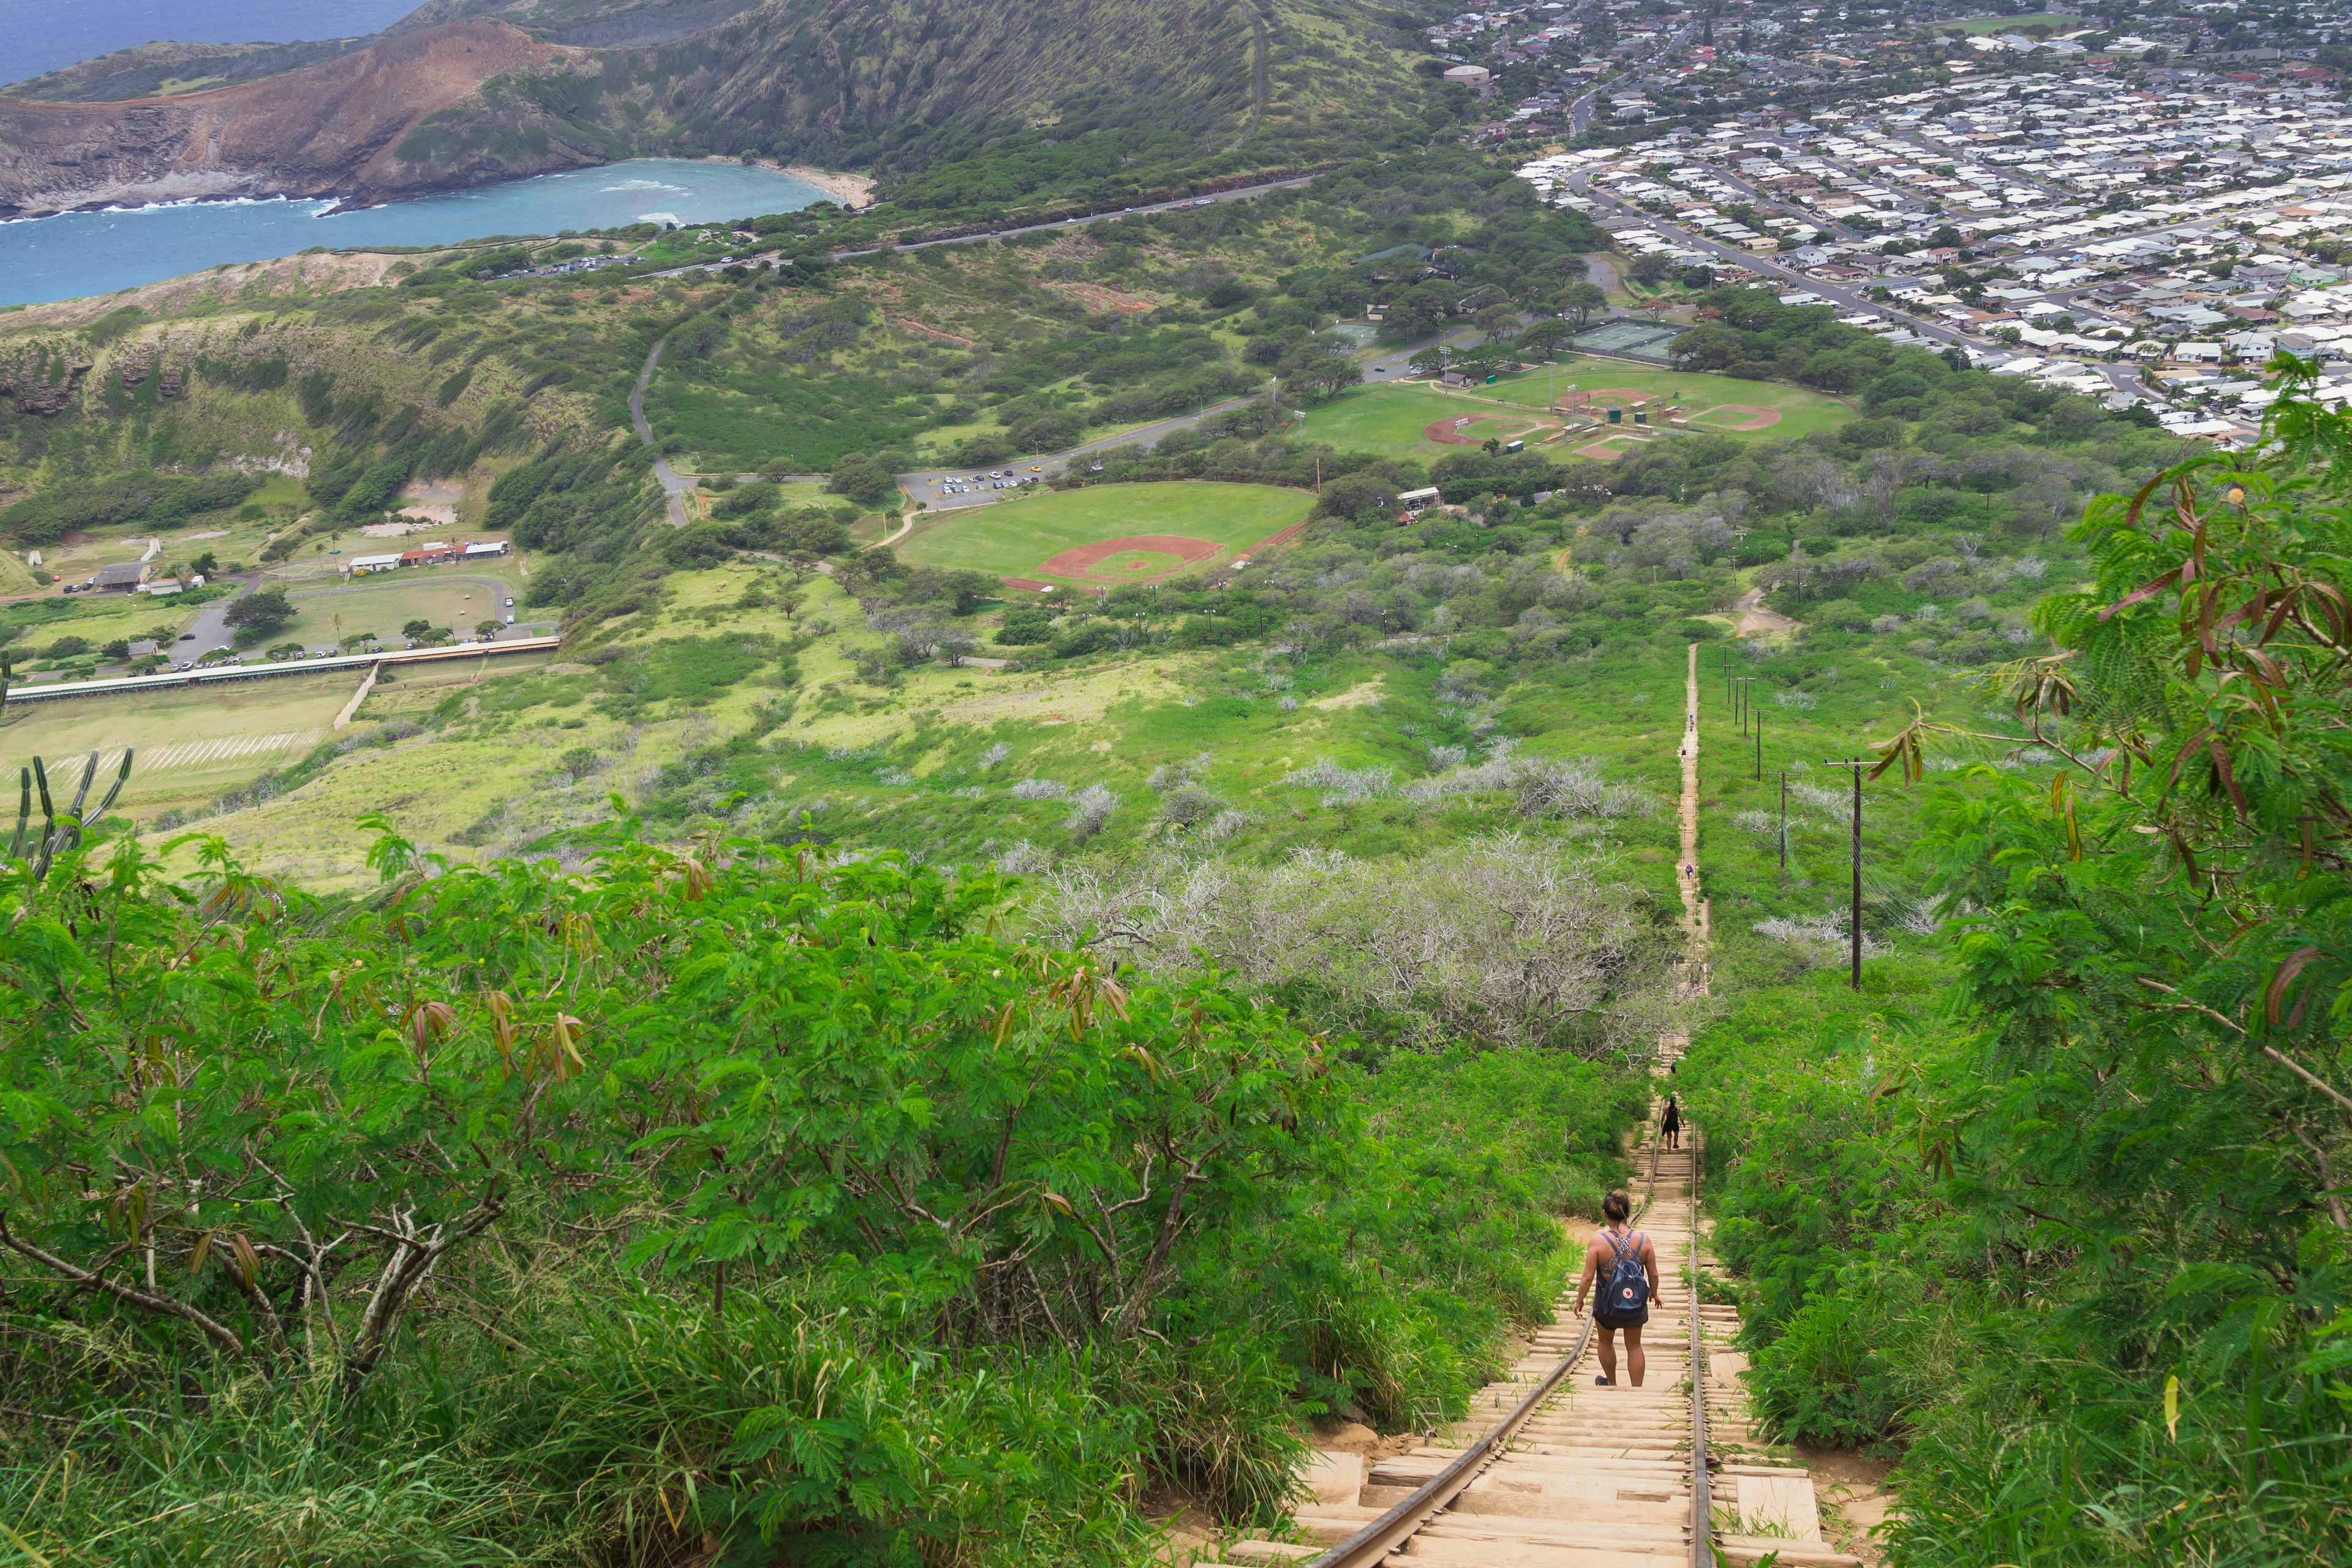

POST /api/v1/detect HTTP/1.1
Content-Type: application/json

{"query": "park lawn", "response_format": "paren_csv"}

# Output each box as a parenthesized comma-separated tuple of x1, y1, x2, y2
(897, 482, 1311, 583)
(1304, 383, 1600, 466)
(1463, 361, 1854, 441)
(280, 572, 524, 646)
(2, 668, 359, 818)
(1303, 383, 1481, 462)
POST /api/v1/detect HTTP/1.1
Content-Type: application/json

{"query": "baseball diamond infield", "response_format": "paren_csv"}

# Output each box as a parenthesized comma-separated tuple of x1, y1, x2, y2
(1691, 404, 1782, 430)
(1035, 534, 1227, 581)
(1422, 412, 1562, 446)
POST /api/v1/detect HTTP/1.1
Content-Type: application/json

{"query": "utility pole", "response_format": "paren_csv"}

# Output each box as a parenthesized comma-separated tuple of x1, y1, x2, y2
(1754, 708, 1762, 781)
(1828, 758, 1870, 991)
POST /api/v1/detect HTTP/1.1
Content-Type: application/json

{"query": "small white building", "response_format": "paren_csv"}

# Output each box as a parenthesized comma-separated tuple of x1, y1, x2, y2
(347, 553, 405, 576)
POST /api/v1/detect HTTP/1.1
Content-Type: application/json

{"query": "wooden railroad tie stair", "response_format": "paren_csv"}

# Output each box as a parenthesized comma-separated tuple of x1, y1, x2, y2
(1196, 1129, 1862, 1568)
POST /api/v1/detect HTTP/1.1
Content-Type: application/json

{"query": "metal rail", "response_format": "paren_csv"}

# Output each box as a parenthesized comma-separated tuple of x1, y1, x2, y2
(1299, 1107, 1672, 1568)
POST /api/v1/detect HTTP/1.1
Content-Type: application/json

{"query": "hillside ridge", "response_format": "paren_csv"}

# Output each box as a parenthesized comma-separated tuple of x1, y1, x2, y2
(0, 20, 591, 218)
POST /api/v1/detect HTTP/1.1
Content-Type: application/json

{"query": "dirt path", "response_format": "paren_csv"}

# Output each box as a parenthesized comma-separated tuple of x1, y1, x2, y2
(1733, 584, 1796, 638)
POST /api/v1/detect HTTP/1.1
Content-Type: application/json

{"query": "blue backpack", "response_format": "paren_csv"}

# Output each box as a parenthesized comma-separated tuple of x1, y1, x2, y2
(1602, 1230, 1649, 1314)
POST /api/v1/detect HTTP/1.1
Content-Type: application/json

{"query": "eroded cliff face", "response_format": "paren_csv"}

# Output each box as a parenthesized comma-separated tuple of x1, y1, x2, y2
(0, 21, 602, 217)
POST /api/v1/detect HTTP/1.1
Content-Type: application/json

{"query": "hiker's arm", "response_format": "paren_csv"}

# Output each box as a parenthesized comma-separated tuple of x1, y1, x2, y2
(1571, 1246, 1597, 1316)
(1645, 1239, 1668, 1310)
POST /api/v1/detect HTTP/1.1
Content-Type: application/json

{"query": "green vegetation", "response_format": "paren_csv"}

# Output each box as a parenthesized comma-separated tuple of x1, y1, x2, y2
(10, 67, 2349, 1550)
(0, 826, 1645, 1564)
(1676, 372, 2352, 1563)
(897, 481, 1311, 583)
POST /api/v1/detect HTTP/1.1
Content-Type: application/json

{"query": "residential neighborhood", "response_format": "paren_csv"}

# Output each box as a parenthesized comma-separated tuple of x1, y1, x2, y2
(1420, 0, 2352, 446)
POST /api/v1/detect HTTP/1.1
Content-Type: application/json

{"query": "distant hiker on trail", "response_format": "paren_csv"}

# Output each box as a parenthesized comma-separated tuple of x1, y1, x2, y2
(1662, 1096, 1682, 1151)
(1574, 1189, 1665, 1387)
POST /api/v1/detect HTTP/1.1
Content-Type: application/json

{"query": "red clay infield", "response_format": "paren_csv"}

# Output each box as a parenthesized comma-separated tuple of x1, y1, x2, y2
(1035, 534, 1225, 582)
(1693, 404, 1781, 430)
(1422, 412, 1559, 445)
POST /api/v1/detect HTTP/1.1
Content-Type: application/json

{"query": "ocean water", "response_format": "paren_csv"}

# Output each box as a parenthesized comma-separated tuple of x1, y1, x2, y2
(0, 0, 420, 85)
(0, 160, 832, 307)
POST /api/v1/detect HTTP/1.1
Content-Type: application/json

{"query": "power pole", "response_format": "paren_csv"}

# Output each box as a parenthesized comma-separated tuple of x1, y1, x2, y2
(1754, 708, 1762, 781)
(1828, 758, 1870, 990)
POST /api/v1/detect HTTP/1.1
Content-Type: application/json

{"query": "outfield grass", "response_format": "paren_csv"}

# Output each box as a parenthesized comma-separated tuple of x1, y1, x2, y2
(1464, 363, 1855, 441)
(897, 482, 1311, 584)
(1303, 384, 1515, 463)
(281, 573, 524, 645)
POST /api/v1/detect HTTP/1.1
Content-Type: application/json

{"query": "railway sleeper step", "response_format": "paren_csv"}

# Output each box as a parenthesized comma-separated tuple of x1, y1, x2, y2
(1456, 1482, 1689, 1517)
(1420, 1512, 1690, 1544)
(1400, 1532, 1689, 1567)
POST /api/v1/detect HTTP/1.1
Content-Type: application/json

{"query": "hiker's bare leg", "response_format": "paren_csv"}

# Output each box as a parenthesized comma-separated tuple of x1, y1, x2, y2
(1596, 1325, 1618, 1385)
(1623, 1323, 1646, 1387)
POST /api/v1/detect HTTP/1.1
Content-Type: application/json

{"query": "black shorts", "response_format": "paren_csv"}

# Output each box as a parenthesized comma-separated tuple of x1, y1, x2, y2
(1595, 1306, 1648, 1330)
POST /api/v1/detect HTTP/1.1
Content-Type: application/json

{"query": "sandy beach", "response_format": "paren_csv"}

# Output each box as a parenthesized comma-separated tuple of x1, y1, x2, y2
(783, 165, 877, 208)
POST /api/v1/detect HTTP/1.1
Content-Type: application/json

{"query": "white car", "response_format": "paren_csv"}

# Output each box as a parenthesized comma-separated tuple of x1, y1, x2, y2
(504, 597, 515, 607)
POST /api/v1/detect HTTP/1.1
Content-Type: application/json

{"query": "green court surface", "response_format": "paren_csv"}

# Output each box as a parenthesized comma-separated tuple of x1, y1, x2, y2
(897, 482, 1312, 584)
(1462, 362, 1853, 441)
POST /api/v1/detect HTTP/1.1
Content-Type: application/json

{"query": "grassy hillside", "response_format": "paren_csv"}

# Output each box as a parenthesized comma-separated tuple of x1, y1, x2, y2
(11, 139, 2347, 1556)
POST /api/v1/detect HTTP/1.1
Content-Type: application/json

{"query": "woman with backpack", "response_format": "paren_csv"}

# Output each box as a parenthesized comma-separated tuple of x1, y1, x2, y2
(1572, 1189, 1667, 1387)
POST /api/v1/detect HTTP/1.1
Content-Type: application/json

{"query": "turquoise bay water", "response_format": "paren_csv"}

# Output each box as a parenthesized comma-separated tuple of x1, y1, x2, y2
(0, 160, 830, 307)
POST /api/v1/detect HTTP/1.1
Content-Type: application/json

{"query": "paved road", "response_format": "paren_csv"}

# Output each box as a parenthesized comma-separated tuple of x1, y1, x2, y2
(831, 174, 1319, 262)
(628, 339, 696, 528)
(173, 575, 264, 661)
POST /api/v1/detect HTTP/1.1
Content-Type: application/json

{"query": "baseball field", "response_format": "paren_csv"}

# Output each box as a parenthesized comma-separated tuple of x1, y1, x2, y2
(895, 482, 1313, 588)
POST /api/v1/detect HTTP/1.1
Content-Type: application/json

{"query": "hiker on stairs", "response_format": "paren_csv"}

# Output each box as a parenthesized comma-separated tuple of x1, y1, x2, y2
(1572, 1188, 1666, 1387)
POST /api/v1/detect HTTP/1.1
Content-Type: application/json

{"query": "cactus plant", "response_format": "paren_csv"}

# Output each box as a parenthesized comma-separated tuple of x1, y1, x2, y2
(9, 748, 135, 880)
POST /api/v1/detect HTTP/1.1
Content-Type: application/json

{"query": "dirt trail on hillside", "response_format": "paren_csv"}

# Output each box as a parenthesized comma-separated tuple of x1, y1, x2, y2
(1733, 584, 1796, 637)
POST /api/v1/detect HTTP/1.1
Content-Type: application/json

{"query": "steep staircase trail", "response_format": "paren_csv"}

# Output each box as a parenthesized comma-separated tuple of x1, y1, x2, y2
(1191, 644, 1858, 1568)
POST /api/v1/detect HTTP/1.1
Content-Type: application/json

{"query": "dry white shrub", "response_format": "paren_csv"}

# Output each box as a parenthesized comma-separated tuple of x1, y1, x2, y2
(1035, 834, 1676, 1057)
(1064, 783, 1118, 839)
(1753, 914, 1886, 965)
(994, 840, 1054, 873)
(1287, 759, 1395, 806)
(1010, 778, 1069, 801)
